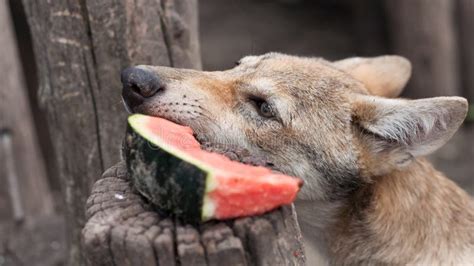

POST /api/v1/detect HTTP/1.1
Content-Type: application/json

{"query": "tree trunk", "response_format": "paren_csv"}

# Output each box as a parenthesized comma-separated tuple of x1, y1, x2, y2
(384, 0, 459, 98)
(457, 0, 474, 103)
(20, 0, 201, 264)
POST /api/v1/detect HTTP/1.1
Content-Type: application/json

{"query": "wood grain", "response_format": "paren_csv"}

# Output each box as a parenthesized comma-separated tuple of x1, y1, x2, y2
(457, 0, 474, 102)
(20, 0, 201, 263)
(0, 0, 53, 223)
(384, 0, 460, 98)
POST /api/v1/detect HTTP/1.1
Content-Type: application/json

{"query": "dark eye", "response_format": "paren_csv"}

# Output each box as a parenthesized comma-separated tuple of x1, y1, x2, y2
(252, 99, 273, 118)
(234, 60, 241, 66)
(259, 102, 273, 117)
(248, 95, 275, 119)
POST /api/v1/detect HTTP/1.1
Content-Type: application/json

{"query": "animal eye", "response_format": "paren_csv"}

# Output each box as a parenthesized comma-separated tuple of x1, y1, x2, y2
(259, 102, 273, 117)
(256, 100, 274, 118)
(234, 60, 241, 66)
(248, 96, 275, 119)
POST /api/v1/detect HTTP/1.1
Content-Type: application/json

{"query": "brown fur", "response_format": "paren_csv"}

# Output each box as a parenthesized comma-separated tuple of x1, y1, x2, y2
(332, 159, 474, 265)
(123, 53, 474, 264)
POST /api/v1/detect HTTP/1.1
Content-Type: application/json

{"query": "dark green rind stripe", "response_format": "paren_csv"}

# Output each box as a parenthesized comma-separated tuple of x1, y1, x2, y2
(124, 125, 207, 224)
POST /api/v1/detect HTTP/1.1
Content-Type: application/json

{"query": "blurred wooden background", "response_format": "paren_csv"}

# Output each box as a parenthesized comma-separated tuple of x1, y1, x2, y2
(1, 0, 473, 265)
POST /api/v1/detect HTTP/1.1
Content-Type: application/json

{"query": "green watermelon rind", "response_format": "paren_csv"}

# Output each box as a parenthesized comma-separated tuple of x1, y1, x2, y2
(125, 114, 217, 223)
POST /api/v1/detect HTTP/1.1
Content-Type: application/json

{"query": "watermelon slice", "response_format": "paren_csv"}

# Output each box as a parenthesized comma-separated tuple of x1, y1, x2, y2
(124, 114, 302, 223)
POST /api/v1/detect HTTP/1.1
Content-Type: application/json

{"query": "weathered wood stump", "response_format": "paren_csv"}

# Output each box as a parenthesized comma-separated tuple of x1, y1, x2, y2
(82, 162, 306, 266)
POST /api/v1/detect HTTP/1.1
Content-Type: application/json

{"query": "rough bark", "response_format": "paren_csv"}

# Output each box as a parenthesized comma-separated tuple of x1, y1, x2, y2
(384, 0, 459, 98)
(20, 0, 201, 264)
(457, 0, 474, 103)
(82, 162, 306, 266)
(0, 0, 53, 224)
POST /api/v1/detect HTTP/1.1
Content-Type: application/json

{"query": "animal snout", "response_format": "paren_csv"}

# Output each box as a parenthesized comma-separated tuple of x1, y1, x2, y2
(121, 67, 164, 109)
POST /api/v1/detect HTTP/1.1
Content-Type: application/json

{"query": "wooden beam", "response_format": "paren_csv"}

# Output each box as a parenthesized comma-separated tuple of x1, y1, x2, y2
(457, 0, 474, 103)
(0, 0, 53, 224)
(20, 0, 201, 263)
(384, 0, 460, 98)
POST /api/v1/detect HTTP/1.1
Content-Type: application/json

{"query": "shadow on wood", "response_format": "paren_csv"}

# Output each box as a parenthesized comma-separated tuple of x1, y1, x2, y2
(82, 162, 306, 266)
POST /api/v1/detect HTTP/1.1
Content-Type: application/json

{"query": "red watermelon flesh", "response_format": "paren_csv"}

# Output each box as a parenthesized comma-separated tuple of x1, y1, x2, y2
(125, 114, 302, 222)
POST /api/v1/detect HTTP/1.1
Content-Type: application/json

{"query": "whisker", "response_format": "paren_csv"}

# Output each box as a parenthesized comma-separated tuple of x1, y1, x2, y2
(195, 109, 221, 129)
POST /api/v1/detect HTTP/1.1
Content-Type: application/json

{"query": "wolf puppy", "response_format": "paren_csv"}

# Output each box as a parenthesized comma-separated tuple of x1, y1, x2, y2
(121, 53, 474, 265)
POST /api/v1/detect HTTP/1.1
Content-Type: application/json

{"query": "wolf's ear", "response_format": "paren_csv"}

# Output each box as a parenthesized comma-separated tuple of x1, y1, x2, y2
(353, 95, 468, 166)
(334, 56, 411, 98)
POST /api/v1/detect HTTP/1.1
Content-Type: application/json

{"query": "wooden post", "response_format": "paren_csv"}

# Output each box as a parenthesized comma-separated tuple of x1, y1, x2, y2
(20, 0, 201, 264)
(82, 163, 306, 266)
(352, 0, 388, 56)
(457, 0, 474, 103)
(0, 1, 67, 265)
(384, 0, 459, 98)
(0, 0, 53, 224)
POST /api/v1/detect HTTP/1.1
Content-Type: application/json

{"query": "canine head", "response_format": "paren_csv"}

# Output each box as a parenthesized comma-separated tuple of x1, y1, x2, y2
(121, 53, 468, 201)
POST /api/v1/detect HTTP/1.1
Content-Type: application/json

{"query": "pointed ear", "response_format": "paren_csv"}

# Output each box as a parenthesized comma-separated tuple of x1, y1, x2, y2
(334, 56, 411, 98)
(353, 95, 468, 164)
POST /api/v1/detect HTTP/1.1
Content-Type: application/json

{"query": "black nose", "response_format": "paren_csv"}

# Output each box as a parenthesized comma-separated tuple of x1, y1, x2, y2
(121, 67, 164, 108)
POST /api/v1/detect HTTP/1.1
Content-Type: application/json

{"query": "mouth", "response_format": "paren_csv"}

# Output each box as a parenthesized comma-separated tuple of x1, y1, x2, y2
(202, 142, 277, 169)
(122, 99, 278, 170)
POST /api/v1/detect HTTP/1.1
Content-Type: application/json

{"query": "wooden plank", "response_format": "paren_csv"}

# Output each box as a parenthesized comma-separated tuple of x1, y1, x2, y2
(384, 0, 460, 98)
(457, 0, 474, 102)
(20, 1, 104, 263)
(21, 0, 201, 264)
(352, 0, 388, 56)
(0, 0, 53, 223)
(83, 0, 202, 169)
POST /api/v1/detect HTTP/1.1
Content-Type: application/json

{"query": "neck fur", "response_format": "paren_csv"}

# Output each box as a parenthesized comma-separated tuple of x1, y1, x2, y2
(297, 158, 474, 264)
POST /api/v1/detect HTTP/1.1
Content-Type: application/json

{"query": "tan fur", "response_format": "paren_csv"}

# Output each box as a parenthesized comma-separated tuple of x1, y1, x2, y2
(193, 78, 238, 106)
(124, 53, 474, 265)
(334, 56, 411, 98)
(331, 159, 474, 265)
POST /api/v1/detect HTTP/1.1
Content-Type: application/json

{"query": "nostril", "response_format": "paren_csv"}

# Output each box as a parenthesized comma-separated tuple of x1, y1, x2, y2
(139, 83, 164, 98)
(130, 84, 141, 95)
(121, 67, 164, 98)
(155, 85, 165, 94)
